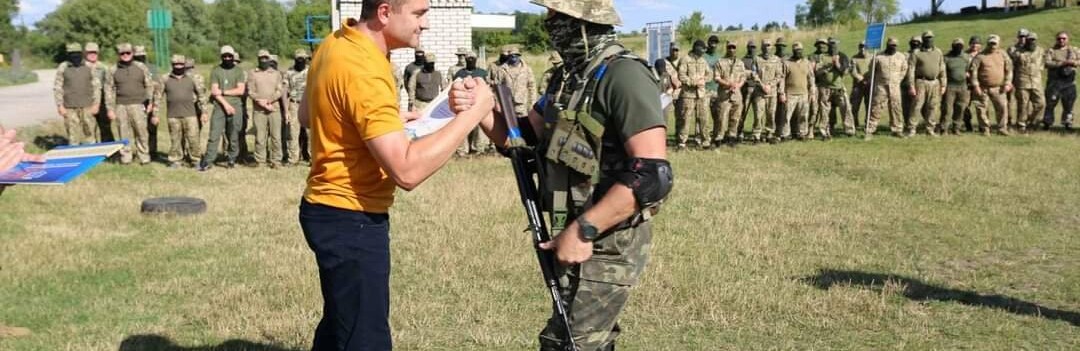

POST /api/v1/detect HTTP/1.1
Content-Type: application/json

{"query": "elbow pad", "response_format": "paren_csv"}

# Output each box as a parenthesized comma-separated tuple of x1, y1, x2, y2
(614, 158, 674, 209)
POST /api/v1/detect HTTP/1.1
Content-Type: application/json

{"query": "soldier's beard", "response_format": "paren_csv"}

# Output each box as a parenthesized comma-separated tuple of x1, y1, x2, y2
(544, 12, 617, 73)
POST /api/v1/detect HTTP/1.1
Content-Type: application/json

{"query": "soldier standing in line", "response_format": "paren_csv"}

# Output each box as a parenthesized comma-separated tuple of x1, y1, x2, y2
(1007, 29, 1029, 129)
(773, 37, 789, 140)
(963, 36, 984, 132)
(402, 48, 426, 91)
(133, 45, 161, 157)
(754, 39, 784, 143)
(53, 43, 102, 145)
(815, 37, 855, 139)
(488, 46, 513, 84)
(907, 31, 946, 136)
(199, 45, 247, 171)
(1014, 32, 1046, 133)
(539, 51, 563, 96)
(703, 36, 723, 145)
(497, 47, 536, 122)
(448, 47, 469, 84)
(969, 34, 1014, 136)
(900, 36, 921, 133)
(84, 42, 112, 143)
(780, 42, 815, 141)
(454, 51, 490, 157)
(285, 49, 310, 165)
(850, 41, 871, 129)
(1044, 31, 1078, 130)
(156, 55, 209, 168)
(185, 57, 209, 160)
(807, 38, 827, 137)
(247, 50, 285, 168)
(664, 45, 683, 125)
(737, 40, 759, 143)
(714, 40, 746, 147)
(867, 37, 909, 139)
(677, 39, 713, 149)
(106, 43, 155, 164)
(942, 38, 974, 135)
(407, 52, 444, 112)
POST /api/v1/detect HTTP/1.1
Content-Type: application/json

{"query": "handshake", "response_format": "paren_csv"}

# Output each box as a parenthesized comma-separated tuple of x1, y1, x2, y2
(448, 77, 497, 115)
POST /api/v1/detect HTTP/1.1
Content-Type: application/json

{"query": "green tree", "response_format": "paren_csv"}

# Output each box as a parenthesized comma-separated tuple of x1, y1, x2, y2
(676, 11, 712, 46)
(0, 0, 17, 54)
(286, 0, 332, 55)
(36, 0, 148, 62)
(169, 0, 217, 64)
(210, 0, 289, 60)
(515, 11, 549, 53)
(859, 0, 900, 23)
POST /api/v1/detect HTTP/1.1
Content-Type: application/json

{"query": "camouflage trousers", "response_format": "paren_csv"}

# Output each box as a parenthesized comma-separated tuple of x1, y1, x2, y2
(941, 86, 971, 133)
(63, 107, 99, 145)
(676, 96, 710, 146)
(973, 86, 1010, 132)
(286, 100, 306, 164)
(910, 79, 943, 135)
(1015, 87, 1046, 130)
(850, 83, 870, 128)
(539, 223, 652, 351)
(167, 116, 201, 163)
(714, 92, 742, 140)
(456, 127, 490, 156)
(780, 94, 810, 138)
(749, 93, 778, 139)
(870, 84, 904, 134)
(1044, 83, 1076, 127)
(114, 104, 150, 164)
(815, 87, 856, 137)
(252, 109, 283, 166)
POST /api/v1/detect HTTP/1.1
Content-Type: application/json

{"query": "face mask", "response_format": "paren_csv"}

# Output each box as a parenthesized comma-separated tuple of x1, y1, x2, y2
(465, 57, 477, 70)
(423, 62, 435, 71)
(508, 55, 521, 65)
(294, 58, 307, 71)
(792, 49, 803, 59)
(693, 45, 705, 55)
(258, 61, 271, 70)
(988, 43, 998, 50)
(909, 43, 919, 51)
(707, 42, 718, 53)
(775, 46, 786, 56)
(221, 58, 236, 69)
(747, 47, 757, 57)
(951, 44, 964, 54)
(828, 44, 837, 55)
(172, 67, 186, 76)
(415, 54, 425, 64)
(118, 60, 131, 67)
(134, 55, 146, 63)
(68, 53, 83, 66)
(885, 45, 897, 55)
(924, 38, 934, 49)
(762, 47, 771, 57)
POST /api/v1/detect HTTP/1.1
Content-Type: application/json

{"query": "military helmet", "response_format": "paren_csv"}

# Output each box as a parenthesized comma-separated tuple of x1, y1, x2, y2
(775, 38, 787, 46)
(220, 45, 237, 56)
(549, 51, 563, 64)
(792, 42, 804, 50)
(294, 48, 310, 59)
(1027, 32, 1039, 40)
(116, 43, 133, 54)
(171, 54, 186, 64)
(529, 0, 622, 26)
(988, 34, 1001, 44)
(84, 42, 99, 52)
(887, 37, 899, 46)
(814, 38, 827, 45)
(257, 49, 271, 58)
(65, 43, 83, 53)
(134, 45, 147, 56)
(922, 30, 935, 38)
(746, 40, 757, 48)
(1017, 28, 1030, 38)
(910, 36, 923, 44)
(952, 37, 964, 45)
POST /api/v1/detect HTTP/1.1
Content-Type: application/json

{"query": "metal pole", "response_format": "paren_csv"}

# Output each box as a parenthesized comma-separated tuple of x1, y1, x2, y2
(865, 49, 878, 132)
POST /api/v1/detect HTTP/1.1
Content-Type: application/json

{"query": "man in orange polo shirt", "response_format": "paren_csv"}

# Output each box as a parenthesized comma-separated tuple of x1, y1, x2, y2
(296, 0, 495, 350)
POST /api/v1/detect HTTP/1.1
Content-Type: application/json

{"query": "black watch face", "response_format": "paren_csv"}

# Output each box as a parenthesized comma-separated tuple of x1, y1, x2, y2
(582, 224, 599, 240)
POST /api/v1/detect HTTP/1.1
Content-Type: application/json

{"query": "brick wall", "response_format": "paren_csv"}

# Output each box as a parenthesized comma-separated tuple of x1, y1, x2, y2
(333, 0, 474, 107)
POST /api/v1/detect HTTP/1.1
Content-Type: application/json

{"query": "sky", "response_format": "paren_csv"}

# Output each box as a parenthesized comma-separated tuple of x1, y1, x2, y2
(15, 0, 980, 30)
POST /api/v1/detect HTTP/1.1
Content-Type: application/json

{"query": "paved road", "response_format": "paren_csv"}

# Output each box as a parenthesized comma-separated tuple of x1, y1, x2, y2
(0, 69, 59, 129)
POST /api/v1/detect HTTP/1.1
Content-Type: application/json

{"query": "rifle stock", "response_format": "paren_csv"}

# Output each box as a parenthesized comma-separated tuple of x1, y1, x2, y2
(494, 83, 578, 351)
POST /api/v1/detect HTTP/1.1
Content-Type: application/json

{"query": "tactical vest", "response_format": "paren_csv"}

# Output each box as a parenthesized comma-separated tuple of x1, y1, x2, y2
(415, 71, 441, 102)
(113, 63, 148, 105)
(62, 64, 94, 108)
(539, 43, 662, 234)
(163, 74, 198, 118)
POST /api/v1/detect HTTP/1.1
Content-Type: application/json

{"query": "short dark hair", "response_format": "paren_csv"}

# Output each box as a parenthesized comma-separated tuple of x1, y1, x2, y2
(361, 0, 408, 20)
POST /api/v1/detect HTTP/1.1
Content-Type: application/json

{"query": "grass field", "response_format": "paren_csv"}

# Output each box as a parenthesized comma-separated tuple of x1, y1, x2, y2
(3, 7, 1080, 351)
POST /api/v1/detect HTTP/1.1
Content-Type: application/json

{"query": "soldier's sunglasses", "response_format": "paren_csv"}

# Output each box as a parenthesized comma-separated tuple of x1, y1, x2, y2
(120, 52, 133, 56)
(1058, 37, 1069, 41)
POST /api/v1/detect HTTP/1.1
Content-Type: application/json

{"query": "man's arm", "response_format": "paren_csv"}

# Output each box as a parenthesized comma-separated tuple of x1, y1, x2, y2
(54, 63, 66, 110)
(105, 68, 116, 112)
(366, 78, 495, 191)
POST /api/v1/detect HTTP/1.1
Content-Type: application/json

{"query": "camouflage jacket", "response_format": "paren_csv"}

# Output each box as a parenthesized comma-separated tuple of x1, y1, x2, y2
(53, 61, 103, 108)
(286, 67, 308, 102)
(106, 61, 154, 110)
(755, 54, 784, 96)
(496, 63, 535, 116)
(1014, 46, 1046, 89)
(907, 47, 946, 86)
(1045, 45, 1079, 89)
(677, 54, 712, 98)
(850, 53, 871, 85)
(872, 52, 909, 86)
(713, 55, 747, 101)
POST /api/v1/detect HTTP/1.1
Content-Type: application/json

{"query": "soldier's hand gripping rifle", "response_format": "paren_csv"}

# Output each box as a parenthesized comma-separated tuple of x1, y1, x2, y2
(493, 83, 579, 351)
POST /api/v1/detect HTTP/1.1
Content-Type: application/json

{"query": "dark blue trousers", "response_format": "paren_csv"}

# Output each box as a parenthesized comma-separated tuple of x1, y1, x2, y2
(299, 199, 392, 351)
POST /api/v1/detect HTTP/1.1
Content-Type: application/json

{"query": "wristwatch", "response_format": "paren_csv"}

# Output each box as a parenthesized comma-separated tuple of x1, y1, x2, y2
(577, 217, 600, 241)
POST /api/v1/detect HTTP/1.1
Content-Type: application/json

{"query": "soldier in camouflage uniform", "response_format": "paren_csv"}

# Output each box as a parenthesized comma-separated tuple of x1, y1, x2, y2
(969, 34, 1015, 136)
(714, 40, 747, 146)
(664, 45, 682, 122)
(780, 42, 815, 140)
(754, 39, 784, 143)
(200, 45, 247, 171)
(247, 50, 285, 168)
(1014, 32, 1046, 133)
(773, 38, 789, 140)
(703, 36, 723, 145)
(402, 48, 426, 92)
(495, 46, 536, 119)
(488, 46, 513, 84)
(1007, 29, 1029, 129)
(407, 52, 444, 111)
(1044, 31, 1079, 130)
(906, 31, 946, 136)
(943, 38, 974, 135)
(185, 57, 210, 161)
(133, 45, 162, 156)
(84, 42, 113, 143)
(106, 43, 155, 164)
(520, 1, 673, 349)
(850, 41, 870, 129)
(285, 49, 310, 165)
(677, 40, 712, 149)
(156, 55, 209, 168)
(807, 38, 827, 136)
(54, 43, 102, 145)
(737, 40, 759, 142)
(815, 37, 855, 138)
(963, 36, 984, 132)
(448, 47, 469, 84)
(868, 37, 909, 139)
(455, 51, 491, 156)
(900, 36, 920, 133)
(539, 51, 563, 96)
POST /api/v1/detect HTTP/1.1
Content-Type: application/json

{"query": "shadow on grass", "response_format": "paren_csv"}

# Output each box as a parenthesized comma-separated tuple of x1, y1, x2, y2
(801, 269, 1080, 327)
(118, 334, 302, 351)
(32, 134, 68, 150)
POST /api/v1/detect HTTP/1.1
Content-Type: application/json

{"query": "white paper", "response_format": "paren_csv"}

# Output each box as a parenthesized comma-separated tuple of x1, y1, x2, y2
(404, 87, 456, 139)
(661, 93, 673, 110)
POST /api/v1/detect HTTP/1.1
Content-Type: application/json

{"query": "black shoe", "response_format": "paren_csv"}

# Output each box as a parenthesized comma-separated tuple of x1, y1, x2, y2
(226, 161, 236, 169)
(198, 161, 213, 172)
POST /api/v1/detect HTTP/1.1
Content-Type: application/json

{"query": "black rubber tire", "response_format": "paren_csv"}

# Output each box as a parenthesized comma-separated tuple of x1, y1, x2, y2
(140, 197, 207, 215)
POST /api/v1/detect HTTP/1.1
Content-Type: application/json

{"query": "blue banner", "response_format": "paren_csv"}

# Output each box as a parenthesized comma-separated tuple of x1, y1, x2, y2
(865, 23, 887, 50)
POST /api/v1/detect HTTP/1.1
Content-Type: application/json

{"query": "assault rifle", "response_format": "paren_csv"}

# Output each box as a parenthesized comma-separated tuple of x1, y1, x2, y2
(493, 83, 579, 351)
